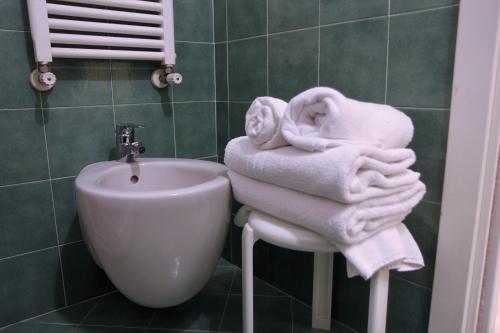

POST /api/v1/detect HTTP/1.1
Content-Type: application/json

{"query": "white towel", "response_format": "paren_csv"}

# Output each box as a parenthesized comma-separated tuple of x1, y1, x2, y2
(225, 136, 420, 204)
(245, 97, 288, 150)
(281, 87, 414, 152)
(235, 206, 424, 279)
(228, 170, 426, 245)
(341, 223, 424, 279)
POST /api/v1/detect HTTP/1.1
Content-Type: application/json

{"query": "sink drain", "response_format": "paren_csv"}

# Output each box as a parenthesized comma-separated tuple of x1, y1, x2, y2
(130, 175, 139, 184)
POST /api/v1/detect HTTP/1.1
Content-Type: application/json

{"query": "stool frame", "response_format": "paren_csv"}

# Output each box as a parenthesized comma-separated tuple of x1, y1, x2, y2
(241, 210, 390, 333)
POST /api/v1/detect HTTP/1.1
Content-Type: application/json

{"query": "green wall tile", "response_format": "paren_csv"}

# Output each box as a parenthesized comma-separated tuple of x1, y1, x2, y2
(228, 37, 267, 101)
(320, 0, 388, 25)
(320, 18, 388, 103)
(174, 0, 214, 42)
(112, 70, 171, 105)
(0, 0, 29, 31)
(387, 277, 432, 333)
(387, 8, 458, 108)
(216, 102, 229, 158)
(0, 109, 49, 185)
(269, 29, 319, 100)
(396, 202, 441, 289)
(228, 102, 250, 139)
(0, 182, 57, 259)
(52, 177, 82, 245)
(43, 67, 112, 108)
(227, 0, 267, 40)
(173, 42, 215, 102)
(0, 31, 38, 109)
(0, 248, 65, 327)
(60, 242, 114, 305)
(404, 109, 449, 202)
(391, 0, 458, 14)
(115, 104, 175, 158)
(214, 0, 227, 42)
(174, 102, 216, 158)
(215, 43, 228, 101)
(268, 0, 319, 33)
(44, 106, 115, 178)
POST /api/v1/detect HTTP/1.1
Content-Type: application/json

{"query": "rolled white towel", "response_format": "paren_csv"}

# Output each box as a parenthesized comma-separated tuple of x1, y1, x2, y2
(245, 97, 288, 150)
(281, 87, 414, 152)
(228, 170, 426, 245)
(225, 136, 419, 204)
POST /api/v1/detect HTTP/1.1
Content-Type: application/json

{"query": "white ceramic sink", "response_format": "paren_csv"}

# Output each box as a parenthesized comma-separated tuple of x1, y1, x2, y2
(75, 158, 231, 307)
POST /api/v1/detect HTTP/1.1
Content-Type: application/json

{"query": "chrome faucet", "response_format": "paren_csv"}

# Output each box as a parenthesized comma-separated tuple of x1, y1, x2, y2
(116, 124, 146, 162)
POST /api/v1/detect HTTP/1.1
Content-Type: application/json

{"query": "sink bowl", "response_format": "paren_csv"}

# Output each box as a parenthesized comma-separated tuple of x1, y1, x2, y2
(75, 158, 231, 307)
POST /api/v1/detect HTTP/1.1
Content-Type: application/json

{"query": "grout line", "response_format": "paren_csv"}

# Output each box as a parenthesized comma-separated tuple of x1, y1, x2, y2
(392, 273, 432, 291)
(0, 245, 59, 263)
(0, 28, 30, 33)
(389, 4, 459, 17)
(226, 33, 267, 43)
(212, 0, 218, 158)
(109, 60, 117, 129)
(76, 294, 107, 327)
(317, 0, 321, 86)
(0, 179, 51, 189)
(222, 3, 460, 45)
(422, 199, 442, 206)
(0, 291, 116, 330)
(39, 92, 68, 307)
(171, 88, 177, 158)
(395, 106, 450, 111)
(217, 269, 237, 332)
(0, 240, 84, 263)
(384, 0, 391, 104)
(266, 0, 270, 96)
(195, 154, 219, 160)
(175, 40, 214, 45)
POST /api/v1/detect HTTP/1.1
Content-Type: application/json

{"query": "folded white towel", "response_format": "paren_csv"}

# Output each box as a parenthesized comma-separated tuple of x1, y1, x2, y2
(225, 136, 419, 204)
(235, 206, 423, 279)
(228, 170, 426, 245)
(341, 223, 424, 279)
(245, 97, 288, 150)
(281, 87, 414, 152)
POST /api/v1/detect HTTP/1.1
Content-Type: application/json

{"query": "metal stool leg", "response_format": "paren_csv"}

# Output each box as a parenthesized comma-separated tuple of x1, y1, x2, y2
(242, 224, 257, 333)
(312, 252, 334, 330)
(367, 269, 390, 333)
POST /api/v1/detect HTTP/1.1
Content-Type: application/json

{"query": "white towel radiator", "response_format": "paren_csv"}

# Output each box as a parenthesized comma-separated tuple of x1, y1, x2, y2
(27, 0, 182, 91)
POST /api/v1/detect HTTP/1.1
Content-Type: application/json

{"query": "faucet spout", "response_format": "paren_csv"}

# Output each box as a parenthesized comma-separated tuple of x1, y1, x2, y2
(116, 124, 146, 162)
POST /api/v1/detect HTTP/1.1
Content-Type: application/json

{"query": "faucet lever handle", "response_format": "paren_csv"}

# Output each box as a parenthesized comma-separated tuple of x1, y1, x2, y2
(116, 123, 144, 134)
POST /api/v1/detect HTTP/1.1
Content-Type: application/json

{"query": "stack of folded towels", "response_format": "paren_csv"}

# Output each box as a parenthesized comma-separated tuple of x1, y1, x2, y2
(225, 87, 426, 279)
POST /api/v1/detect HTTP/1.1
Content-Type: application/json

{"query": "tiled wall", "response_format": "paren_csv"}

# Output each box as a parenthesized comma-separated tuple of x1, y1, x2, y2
(0, 0, 216, 328)
(215, 0, 458, 332)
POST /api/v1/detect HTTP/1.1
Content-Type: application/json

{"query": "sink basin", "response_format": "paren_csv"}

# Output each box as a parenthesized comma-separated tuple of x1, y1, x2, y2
(75, 158, 231, 307)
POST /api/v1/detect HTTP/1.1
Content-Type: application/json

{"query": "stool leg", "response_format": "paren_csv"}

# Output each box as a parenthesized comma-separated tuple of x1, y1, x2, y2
(367, 268, 390, 333)
(312, 252, 334, 330)
(242, 224, 256, 333)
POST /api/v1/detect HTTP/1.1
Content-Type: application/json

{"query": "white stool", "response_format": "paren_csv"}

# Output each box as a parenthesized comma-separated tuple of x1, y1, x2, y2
(241, 210, 390, 333)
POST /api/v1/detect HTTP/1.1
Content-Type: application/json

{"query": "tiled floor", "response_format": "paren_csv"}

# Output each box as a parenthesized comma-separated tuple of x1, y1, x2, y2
(1, 259, 356, 333)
